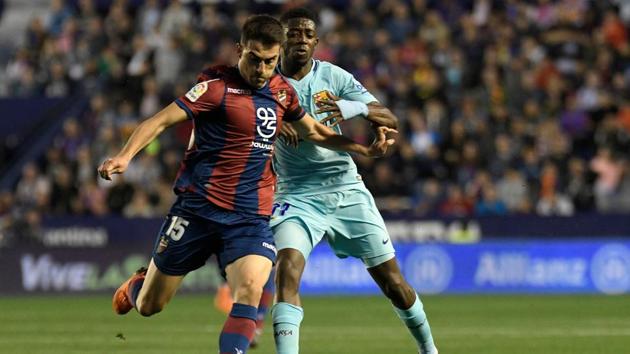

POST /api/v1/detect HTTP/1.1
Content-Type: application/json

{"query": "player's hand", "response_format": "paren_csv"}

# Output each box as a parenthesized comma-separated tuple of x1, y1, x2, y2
(97, 156, 129, 180)
(366, 126, 397, 158)
(280, 122, 300, 147)
(316, 92, 343, 127)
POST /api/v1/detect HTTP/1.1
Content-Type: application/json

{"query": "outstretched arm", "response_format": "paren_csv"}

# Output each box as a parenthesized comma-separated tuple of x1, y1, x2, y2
(98, 102, 188, 180)
(316, 95, 398, 129)
(291, 113, 396, 158)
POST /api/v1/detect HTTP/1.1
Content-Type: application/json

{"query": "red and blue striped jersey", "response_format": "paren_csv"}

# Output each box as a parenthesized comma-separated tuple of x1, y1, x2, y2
(173, 65, 305, 216)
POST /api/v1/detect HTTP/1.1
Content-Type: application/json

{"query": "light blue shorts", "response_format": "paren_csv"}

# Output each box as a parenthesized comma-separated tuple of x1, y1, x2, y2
(270, 188, 395, 267)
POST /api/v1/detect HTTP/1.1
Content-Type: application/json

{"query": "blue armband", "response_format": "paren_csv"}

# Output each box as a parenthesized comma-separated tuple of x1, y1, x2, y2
(336, 100, 369, 120)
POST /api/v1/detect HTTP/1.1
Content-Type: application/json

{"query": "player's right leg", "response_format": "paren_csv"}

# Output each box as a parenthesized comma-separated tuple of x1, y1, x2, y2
(113, 258, 185, 316)
(113, 209, 214, 317)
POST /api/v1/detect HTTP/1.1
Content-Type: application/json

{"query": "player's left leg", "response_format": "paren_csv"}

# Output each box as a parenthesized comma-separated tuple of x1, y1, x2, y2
(250, 268, 275, 348)
(329, 188, 437, 354)
(216, 211, 277, 354)
(113, 209, 210, 316)
(221, 255, 273, 354)
(212, 269, 274, 348)
(367, 258, 438, 354)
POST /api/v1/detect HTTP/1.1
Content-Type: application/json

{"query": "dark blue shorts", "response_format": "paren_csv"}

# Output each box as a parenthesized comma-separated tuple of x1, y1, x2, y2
(152, 195, 276, 277)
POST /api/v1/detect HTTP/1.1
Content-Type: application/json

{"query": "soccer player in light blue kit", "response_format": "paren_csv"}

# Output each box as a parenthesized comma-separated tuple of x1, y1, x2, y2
(270, 8, 438, 354)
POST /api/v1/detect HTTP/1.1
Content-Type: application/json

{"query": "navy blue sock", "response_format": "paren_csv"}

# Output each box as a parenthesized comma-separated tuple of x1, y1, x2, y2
(129, 278, 144, 309)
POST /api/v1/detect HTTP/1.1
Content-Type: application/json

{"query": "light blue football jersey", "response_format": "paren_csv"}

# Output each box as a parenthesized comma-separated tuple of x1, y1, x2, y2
(274, 59, 377, 195)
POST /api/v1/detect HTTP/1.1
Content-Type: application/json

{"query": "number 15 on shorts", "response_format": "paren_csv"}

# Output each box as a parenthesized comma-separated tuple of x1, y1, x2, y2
(165, 215, 189, 241)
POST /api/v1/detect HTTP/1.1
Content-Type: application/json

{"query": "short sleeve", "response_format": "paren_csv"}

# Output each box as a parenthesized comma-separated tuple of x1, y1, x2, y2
(175, 78, 224, 119)
(333, 66, 378, 104)
(283, 85, 306, 122)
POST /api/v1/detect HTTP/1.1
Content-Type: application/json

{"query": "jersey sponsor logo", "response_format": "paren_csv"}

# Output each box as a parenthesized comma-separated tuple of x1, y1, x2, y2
(256, 107, 277, 140)
(227, 87, 252, 95)
(250, 141, 274, 151)
(277, 89, 287, 102)
(185, 79, 215, 102)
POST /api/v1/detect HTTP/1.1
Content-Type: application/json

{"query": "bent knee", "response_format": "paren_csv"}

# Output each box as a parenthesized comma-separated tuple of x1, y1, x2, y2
(233, 279, 263, 305)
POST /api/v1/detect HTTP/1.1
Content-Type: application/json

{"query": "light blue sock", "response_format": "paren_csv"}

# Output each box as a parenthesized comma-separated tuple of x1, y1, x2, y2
(271, 302, 303, 354)
(393, 294, 437, 354)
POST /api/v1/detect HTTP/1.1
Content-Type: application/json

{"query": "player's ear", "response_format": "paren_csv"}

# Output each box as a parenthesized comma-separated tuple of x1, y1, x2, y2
(236, 42, 243, 58)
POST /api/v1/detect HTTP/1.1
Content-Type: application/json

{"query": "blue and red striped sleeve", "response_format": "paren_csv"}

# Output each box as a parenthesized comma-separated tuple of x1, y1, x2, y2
(175, 78, 225, 119)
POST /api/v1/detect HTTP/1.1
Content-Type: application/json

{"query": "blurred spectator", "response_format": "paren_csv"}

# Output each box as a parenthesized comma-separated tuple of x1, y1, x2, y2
(475, 185, 508, 216)
(439, 185, 473, 217)
(45, 0, 73, 37)
(536, 193, 575, 216)
(15, 163, 50, 210)
(497, 168, 531, 214)
(124, 190, 155, 218)
(590, 147, 624, 212)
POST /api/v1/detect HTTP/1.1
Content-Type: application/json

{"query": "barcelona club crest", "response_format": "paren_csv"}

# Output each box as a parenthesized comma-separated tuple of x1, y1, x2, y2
(277, 89, 287, 103)
(313, 90, 332, 107)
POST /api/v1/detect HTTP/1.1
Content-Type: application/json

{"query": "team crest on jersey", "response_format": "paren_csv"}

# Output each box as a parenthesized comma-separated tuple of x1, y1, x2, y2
(277, 89, 287, 102)
(185, 81, 208, 102)
(313, 90, 332, 107)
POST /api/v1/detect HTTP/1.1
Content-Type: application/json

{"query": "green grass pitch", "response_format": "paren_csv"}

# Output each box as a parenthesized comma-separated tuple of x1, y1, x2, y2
(1, 294, 629, 353)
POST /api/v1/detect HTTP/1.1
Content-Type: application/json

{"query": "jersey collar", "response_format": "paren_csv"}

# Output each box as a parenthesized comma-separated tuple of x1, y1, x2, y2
(277, 59, 318, 82)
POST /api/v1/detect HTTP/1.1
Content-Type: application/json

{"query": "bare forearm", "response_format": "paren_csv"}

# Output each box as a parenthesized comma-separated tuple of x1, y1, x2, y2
(117, 118, 166, 160)
(366, 102, 398, 129)
(306, 132, 368, 155)
(303, 121, 368, 155)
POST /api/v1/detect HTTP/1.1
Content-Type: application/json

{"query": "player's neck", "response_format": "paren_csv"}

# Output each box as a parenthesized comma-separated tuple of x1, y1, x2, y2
(280, 58, 313, 81)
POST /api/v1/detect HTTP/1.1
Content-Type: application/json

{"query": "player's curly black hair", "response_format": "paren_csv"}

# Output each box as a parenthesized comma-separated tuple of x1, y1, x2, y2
(241, 15, 284, 45)
(280, 7, 318, 25)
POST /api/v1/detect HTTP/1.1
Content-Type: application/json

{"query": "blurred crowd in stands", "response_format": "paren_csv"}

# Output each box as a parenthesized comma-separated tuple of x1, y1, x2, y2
(1, 0, 630, 237)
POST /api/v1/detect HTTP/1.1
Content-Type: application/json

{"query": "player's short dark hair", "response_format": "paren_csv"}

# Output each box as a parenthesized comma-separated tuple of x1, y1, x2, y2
(280, 7, 318, 26)
(241, 15, 284, 46)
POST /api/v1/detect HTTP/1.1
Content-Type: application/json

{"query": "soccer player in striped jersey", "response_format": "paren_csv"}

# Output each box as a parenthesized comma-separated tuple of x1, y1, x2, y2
(269, 8, 438, 354)
(98, 15, 395, 354)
